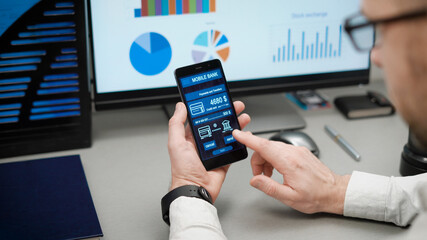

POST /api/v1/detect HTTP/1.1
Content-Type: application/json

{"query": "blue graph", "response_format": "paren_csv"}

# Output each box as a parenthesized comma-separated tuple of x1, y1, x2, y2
(130, 32, 172, 76)
(273, 25, 343, 63)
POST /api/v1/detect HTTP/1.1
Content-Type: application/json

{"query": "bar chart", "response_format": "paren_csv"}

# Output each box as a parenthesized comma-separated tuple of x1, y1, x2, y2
(272, 25, 343, 63)
(134, 0, 216, 18)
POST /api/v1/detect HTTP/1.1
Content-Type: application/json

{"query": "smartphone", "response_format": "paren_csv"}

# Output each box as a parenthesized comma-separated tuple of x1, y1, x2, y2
(174, 59, 248, 170)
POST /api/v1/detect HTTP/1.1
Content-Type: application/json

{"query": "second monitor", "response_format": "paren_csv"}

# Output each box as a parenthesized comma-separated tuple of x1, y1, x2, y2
(89, 0, 373, 112)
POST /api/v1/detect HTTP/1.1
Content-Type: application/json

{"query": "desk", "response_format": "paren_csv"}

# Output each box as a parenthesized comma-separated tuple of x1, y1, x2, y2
(2, 81, 411, 239)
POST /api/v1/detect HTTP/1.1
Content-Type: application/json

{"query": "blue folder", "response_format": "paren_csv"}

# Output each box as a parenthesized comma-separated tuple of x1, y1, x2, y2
(0, 155, 103, 240)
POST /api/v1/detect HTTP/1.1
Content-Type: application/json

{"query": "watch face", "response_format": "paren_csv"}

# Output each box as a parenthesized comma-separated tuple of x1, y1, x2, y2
(198, 187, 212, 203)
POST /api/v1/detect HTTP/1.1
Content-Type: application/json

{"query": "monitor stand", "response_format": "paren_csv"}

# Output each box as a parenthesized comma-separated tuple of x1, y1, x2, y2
(162, 93, 306, 135)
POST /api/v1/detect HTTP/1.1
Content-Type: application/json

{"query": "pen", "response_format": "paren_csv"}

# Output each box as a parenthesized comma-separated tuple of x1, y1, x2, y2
(324, 125, 361, 161)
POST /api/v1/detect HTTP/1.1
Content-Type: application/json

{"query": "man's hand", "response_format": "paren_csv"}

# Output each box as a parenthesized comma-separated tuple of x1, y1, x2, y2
(233, 130, 350, 215)
(168, 101, 251, 202)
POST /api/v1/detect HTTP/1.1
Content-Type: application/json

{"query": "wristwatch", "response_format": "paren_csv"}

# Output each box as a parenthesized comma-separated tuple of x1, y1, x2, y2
(161, 185, 213, 225)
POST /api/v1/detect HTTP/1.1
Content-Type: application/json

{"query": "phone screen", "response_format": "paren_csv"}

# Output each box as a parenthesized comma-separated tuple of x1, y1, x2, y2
(176, 62, 246, 165)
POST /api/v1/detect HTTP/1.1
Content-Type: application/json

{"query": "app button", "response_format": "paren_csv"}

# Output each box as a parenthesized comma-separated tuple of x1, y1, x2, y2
(213, 146, 233, 156)
(224, 135, 236, 144)
(203, 140, 217, 151)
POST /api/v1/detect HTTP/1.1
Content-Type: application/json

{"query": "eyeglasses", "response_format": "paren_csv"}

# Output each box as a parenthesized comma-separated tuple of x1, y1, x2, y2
(344, 9, 427, 52)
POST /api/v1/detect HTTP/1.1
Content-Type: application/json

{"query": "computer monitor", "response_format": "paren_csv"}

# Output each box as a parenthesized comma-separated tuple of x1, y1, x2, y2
(88, 0, 372, 110)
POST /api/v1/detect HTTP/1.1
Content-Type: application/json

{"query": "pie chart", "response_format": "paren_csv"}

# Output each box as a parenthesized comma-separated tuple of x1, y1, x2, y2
(130, 32, 172, 76)
(192, 30, 230, 63)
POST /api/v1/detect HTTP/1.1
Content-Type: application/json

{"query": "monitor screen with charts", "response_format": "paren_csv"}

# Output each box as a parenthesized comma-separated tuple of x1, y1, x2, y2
(88, 0, 373, 110)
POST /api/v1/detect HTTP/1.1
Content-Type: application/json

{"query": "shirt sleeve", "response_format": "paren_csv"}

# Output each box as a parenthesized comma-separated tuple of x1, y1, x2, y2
(402, 183, 427, 239)
(169, 196, 227, 240)
(343, 171, 427, 226)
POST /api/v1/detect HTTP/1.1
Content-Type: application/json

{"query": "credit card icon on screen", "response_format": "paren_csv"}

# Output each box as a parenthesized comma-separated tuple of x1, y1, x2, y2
(190, 102, 205, 116)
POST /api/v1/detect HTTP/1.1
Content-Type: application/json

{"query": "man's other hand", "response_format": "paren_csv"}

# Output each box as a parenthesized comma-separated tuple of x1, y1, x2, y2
(233, 130, 350, 214)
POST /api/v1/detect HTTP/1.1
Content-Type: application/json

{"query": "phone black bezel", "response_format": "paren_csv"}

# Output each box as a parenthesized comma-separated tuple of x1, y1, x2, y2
(174, 59, 248, 170)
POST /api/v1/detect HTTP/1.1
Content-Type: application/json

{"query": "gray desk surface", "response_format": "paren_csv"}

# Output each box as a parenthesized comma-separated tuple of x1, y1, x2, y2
(2, 81, 412, 239)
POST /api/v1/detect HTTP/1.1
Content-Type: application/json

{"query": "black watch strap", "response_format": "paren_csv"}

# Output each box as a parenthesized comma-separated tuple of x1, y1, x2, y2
(161, 185, 213, 225)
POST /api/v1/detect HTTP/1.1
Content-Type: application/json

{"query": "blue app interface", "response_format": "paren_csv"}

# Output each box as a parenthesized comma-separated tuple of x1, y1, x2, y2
(179, 68, 244, 161)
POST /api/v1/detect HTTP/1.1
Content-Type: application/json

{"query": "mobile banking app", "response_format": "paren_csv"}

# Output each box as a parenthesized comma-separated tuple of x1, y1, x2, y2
(179, 69, 244, 161)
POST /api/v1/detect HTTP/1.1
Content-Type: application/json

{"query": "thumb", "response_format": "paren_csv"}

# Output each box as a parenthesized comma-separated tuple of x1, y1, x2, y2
(250, 175, 295, 201)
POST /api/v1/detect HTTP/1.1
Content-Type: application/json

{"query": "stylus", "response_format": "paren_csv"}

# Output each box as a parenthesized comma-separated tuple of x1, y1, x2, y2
(325, 125, 361, 161)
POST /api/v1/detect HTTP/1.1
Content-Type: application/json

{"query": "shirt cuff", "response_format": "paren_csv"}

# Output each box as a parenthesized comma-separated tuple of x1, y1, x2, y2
(343, 171, 390, 222)
(169, 196, 226, 240)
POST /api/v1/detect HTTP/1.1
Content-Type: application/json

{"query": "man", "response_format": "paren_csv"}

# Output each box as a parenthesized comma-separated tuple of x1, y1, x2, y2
(165, 0, 427, 238)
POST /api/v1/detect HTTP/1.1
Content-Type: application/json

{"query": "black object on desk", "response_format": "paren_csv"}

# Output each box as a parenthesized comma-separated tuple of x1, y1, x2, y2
(334, 91, 395, 119)
(400, 130, 427, 176)
(0, 0, 91, 158)
(0, 155, 103, 240)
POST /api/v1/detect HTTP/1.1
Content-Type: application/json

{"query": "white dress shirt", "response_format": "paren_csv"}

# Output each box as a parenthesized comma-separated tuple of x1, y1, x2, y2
(344, 171, 427, 226)
(169, 171, 427, 239)
(169, 197, 227, 240)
